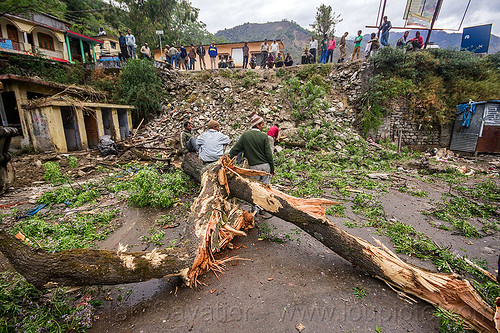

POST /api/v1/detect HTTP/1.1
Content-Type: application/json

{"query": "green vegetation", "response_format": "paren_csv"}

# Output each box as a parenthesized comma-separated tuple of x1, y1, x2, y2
(121, 59, 164, 120)
(13, 210, 119, 252)
(352, 286, 366, 300)
(429, 194, 497, 238)
(273, 121, 415, 198)
(43, 161, 69, 185)
(281, 67, 330, 120)
(398, 186, 428, 198)
(310, 4, 342, 37)
(0, 54, 86, 85)
(141, 227, 165, 246)
(360, 48, 500, 135)
(433, 308, 473, 333)
(116, 166, 192, 208)
(0, 271, 96, 332)
(326, 204, 345, 217)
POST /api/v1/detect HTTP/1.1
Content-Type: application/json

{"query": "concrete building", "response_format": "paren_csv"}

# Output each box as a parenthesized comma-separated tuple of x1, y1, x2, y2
(154, 40, 285, 70)
(94, 35, 120, 61)
(24, 100, 133, 152)
(0, 74, 133, 153)
(0, 12, 102, 63)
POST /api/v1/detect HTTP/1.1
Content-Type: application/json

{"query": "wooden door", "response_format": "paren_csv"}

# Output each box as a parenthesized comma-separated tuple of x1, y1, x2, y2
(7, 25, 20, 51)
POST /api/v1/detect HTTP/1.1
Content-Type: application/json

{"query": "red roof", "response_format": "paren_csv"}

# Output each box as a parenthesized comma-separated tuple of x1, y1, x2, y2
(66, 31, 104, 44)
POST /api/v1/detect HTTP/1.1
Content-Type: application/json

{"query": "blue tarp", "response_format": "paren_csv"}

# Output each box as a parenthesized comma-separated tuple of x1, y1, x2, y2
(456, 101, 477, 127)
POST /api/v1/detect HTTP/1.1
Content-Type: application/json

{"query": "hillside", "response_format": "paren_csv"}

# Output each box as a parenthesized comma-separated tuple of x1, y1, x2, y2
(215, 20, 313, 60)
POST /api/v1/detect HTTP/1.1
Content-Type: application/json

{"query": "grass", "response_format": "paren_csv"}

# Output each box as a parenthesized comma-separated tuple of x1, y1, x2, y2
(141, 227, 166, 246)
(429, 194, 498, 238)
(352, 286, 366, 300)
(0, 271, 97, 332)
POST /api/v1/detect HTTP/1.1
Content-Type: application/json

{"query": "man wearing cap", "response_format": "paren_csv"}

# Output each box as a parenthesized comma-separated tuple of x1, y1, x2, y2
(229, 114, 274, 185)
(196, 120, 230, 163)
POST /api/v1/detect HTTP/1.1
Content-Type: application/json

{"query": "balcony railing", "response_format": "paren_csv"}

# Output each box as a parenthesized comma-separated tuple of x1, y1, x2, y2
(0, 39, 25, 52)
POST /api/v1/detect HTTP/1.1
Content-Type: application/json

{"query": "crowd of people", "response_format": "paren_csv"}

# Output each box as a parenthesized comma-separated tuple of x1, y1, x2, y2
(116, 19, 425, 68)
(300, 16, 424, 64)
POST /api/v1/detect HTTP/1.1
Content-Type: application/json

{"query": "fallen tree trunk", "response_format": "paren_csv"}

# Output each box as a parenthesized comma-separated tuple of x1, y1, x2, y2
(0, 157, 253, 289)
(188, 155, 497, 333)
(0, 155, 497, 332)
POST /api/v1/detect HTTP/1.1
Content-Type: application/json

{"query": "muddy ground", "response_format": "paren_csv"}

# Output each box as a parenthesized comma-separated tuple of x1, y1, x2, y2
(1, 151, 499, 333)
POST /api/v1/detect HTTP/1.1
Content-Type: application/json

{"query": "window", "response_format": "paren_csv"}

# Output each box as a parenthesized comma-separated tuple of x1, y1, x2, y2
(110, 41, 116, 49)
(37, 32, 54, 51)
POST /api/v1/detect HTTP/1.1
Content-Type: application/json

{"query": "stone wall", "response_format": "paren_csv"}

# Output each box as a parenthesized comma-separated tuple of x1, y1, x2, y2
(328, 60, 452, 149)
(374, 104, 453, 149)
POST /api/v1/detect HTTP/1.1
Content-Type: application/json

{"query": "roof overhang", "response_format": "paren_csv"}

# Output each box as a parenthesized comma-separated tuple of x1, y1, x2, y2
(67, 31, 104, 44)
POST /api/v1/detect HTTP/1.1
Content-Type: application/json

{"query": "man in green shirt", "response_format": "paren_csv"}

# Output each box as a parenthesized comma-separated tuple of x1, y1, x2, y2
(351, 30, 363, 61)
(229, 114, 274, 185)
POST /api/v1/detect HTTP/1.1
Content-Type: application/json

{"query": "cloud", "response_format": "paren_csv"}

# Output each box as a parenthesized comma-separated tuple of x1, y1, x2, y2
(191, 0, 499, 36)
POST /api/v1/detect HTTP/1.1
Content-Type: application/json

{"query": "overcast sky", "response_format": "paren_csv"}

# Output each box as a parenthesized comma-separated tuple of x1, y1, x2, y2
(190, 0, 499, 38)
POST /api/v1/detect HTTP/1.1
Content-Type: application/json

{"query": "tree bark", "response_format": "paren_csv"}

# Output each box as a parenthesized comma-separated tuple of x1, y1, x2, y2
(0, 155, 497, 332)
(0, 156, 252, 289)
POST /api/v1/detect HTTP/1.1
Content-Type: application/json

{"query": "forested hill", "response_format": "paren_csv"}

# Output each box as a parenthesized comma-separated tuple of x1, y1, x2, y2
(215, 20, 313, 60)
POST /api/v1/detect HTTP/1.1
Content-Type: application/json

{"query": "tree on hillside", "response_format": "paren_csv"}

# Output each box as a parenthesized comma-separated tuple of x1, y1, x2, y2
(117, 0, 215, 48)
(310, 4, 342, 37)
(0, 0, 64, 18)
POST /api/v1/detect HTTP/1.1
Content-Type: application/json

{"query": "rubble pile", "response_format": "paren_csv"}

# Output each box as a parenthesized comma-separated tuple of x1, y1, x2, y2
(134, 62, 370, 148)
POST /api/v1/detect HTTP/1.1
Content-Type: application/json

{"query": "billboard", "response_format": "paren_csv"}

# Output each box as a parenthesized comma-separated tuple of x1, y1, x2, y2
(461, 24, 492, 53)
(404, 0, 441, 28)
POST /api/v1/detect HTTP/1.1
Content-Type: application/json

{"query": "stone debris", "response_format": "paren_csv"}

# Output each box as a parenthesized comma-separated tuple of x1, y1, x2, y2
(135, 63, 367, 151)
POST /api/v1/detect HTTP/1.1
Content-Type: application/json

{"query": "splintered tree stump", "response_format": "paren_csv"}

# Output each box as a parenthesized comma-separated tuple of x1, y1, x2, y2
(0, 155, 497, 332)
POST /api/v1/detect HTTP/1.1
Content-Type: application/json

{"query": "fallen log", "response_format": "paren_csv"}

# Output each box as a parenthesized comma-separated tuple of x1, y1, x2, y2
(0, 155, 497, 332)
(0, 158, 253, 289)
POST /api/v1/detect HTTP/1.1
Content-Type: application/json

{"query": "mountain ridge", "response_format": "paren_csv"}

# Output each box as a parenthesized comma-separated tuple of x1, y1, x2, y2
(215, 20, 500, 60)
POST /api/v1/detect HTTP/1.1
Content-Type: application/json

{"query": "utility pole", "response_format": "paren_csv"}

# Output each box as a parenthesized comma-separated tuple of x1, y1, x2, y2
(377, 0, 388, 38)
(424, 0, 444, 49)
(156, 30, 164, 60)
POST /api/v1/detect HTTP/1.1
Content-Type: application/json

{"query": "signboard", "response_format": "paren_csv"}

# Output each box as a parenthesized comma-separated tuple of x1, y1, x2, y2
(461, 24, 492, 53)
(156, 30, 164, 35)
(0, 39, 13, 50)
(404, 0, 441, 28)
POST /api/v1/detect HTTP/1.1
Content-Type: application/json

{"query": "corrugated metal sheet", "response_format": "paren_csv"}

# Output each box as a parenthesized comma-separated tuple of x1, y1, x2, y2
(450, 104, 485, 152)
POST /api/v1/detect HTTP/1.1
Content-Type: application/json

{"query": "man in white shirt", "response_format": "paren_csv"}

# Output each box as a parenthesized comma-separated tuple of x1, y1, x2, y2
(140, 43, 151, 60)
(196, 120, 230, 163)
(309, 36, 318, 63)
(270, 39, 279, 61)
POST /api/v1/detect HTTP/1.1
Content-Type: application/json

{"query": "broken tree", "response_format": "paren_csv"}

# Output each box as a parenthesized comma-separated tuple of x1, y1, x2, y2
(0, 155, 497, 332)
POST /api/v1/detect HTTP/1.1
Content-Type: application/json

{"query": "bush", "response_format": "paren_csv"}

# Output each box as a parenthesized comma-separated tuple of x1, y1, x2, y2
(0, 54, 86, 85)
(366, 48, 500, 133)
(121, 59, 164, 119)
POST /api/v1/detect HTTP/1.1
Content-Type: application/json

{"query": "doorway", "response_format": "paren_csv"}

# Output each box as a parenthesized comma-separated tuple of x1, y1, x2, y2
(83, 110, 99, 148)
(101, 108, 114, 138)
(117, 109, 129, 140)
(7, 25, 20, 51)
(61, 107, 81, 151)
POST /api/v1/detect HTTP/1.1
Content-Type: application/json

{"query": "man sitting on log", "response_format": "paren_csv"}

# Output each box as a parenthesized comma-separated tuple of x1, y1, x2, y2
(180, 121, 198, 155)
(196, 120, 230, 163)
(229, 114, 274, 215)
